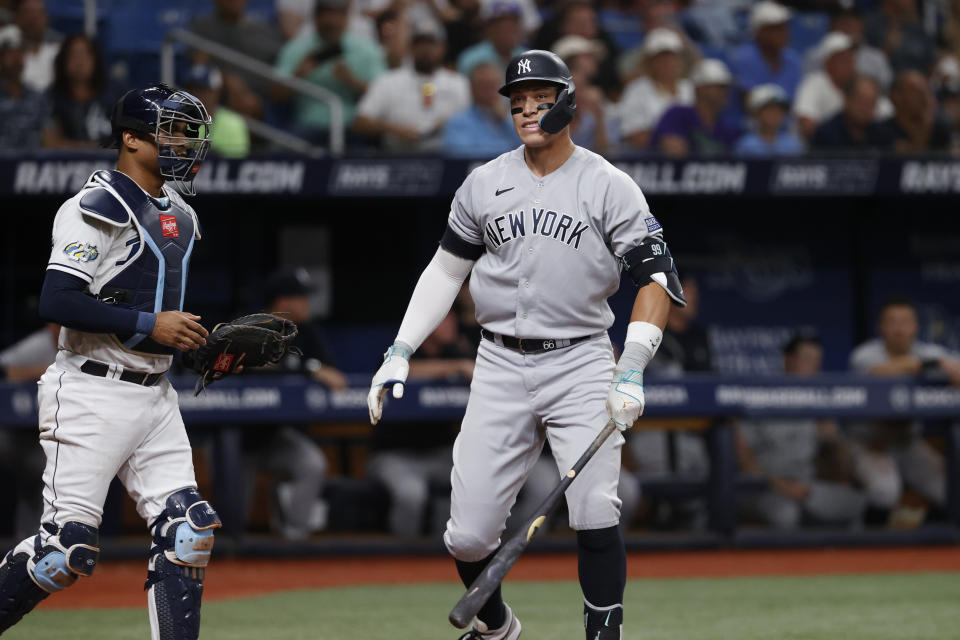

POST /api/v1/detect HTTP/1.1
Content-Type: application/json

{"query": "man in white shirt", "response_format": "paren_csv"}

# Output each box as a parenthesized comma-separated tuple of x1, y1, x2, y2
(354, 21, 469, 151)
(794, 32, 892, 139)
(618, 28, 693, 149)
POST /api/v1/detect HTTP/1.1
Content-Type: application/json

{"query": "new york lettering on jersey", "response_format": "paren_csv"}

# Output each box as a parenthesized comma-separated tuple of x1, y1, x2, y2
(483, 208, 590, 250)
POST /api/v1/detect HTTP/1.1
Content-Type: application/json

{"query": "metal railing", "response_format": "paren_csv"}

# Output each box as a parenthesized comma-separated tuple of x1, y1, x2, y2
(161, 28, 345, 156)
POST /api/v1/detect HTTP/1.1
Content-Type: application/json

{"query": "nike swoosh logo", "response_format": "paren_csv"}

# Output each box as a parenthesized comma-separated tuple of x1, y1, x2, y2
(495, 187, 515, 196)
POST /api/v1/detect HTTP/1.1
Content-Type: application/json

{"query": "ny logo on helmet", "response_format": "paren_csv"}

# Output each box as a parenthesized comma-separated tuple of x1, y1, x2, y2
(518, 59, 531, 74)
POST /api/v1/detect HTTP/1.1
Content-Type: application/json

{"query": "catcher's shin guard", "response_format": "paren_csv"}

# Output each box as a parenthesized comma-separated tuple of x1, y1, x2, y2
(146, 488, 221, 640)
(0, 545, 49, 634)
(1, 522, 101, 633)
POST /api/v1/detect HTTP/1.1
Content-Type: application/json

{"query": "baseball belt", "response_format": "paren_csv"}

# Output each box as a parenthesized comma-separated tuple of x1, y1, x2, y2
(480, 328, 598, 354)
(80, 359, 165, 386)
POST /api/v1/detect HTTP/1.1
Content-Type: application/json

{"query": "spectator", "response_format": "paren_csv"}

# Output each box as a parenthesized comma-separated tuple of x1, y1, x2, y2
(619, 28, 693, 150)
(456, 0, 524, 77)
(42, 34, 116, 149)
(803, 7, 892, 92)
(354, 21, 468, 151)
(0, 323, 57, 539)
(554, 34, 618, 154)
(442, 0, 483, 66)
(878, 70, 952, 154)
(810, 75, 894, 151)
(375, 8, 410, 70)
(734, 83, 804, 156)
(6, 0, 58, 92)
(651, 58, 739, 157)
(443, 61, 517, 158)
(794, 32, 892, 139)
(532, 1, 621, 97)
(277, 0, 315, 42)
(189, 0, 284, 112)
(367, 309, 475, 537)
(864, 0, 935, 73)
(737, 334, 866, 530)
(241, 267, 347, 540)
(729, 1, 803, 101)
(848, 298, 960, 524)
(0, 25, 49, 148)
(939, 71, 960, 154)
(274, 0, 386, 143)
(182, 64, 251, 159)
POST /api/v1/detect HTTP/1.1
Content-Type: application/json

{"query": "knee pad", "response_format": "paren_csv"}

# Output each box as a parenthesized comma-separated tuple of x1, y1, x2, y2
(151, 488, 221, 569)
(29, 522, 100, 593)
(443, 527, 498, 563)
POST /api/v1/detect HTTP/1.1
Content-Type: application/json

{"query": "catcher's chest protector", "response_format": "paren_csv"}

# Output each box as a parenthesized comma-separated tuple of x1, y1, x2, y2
(80, 170, 196, 355)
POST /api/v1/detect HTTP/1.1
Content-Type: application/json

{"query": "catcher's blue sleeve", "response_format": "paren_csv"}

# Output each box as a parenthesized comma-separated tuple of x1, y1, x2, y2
(39, 270, 155, 335)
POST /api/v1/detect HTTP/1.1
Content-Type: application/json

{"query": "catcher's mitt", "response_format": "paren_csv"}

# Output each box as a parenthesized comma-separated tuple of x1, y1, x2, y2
(183, 313, 299, 394)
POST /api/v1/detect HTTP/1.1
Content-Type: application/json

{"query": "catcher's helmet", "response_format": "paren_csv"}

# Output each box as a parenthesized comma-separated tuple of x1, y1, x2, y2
(109, 83, 212, 196)
(499, 49, 576, 134)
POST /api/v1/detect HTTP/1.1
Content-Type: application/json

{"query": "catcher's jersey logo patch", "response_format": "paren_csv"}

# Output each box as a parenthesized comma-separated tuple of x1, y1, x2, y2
(213, 353, 234, 372)
(159, 214, 180, 238)
(63, 241, 99, 263)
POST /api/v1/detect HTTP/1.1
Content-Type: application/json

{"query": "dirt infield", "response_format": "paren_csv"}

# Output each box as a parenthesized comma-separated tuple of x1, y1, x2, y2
(39, 546, 960, 610)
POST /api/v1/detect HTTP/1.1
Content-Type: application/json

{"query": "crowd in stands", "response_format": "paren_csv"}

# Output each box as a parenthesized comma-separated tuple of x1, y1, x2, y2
(0, 0, 959, 157)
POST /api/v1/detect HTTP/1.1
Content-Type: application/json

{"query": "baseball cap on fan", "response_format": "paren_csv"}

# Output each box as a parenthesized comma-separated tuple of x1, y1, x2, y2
(481, 0, 522, 21)
(815, 32, 855, 64)
(747, 83, 789, 111)
(552, 35, 604, 62)
(643, 28, 683, 57)
(411, 20, 445, 43)
(749, 1, 791, 32)
(691, 58, 732, 86)
(265, 266, 317, 302)
(0, 24, 22, 50)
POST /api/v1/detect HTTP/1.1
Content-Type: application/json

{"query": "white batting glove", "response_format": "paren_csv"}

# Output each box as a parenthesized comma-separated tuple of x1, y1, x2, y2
(606, 360, 645, 431)
(368, 341, 412, 425)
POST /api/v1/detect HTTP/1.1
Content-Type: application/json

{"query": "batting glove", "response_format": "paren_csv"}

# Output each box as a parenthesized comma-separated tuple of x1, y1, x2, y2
(368, 341, 412, 425)
(606, 342, 653, 430)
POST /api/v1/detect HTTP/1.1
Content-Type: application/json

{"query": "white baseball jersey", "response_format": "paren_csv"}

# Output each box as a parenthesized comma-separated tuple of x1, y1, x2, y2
(447, 145, 663, 338)
(47, 174, 200, 374)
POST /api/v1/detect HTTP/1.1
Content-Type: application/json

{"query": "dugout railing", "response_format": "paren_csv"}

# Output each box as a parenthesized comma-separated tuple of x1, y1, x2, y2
(1, 375, 958, 553)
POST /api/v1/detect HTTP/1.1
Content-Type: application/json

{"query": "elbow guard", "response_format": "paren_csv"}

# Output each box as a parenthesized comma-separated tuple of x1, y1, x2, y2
(621, 238, 687, 307)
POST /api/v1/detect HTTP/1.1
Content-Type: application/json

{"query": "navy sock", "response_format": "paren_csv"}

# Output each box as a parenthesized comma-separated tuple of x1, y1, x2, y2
(454, 554, 506, 629)
(577, 525, 625, 621)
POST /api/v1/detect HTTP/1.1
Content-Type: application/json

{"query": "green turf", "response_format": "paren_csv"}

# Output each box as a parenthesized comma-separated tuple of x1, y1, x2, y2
(8, 572, 960, 639)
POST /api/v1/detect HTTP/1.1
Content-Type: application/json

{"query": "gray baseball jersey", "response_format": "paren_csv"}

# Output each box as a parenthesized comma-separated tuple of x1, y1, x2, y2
(446, 145, 663, 338)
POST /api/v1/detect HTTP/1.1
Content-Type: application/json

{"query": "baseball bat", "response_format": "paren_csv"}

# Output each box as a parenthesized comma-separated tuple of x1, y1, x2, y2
(448, 419, 619, 629)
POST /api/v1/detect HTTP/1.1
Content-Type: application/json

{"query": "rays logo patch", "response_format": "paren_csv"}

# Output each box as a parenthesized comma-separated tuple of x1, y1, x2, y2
(63, 242, 99, 263)
(644, 216, 662, 232)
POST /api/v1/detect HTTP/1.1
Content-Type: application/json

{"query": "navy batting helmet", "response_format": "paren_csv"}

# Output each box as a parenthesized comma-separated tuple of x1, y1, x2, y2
(499, 49, 576, 134)
(109, 83, 212, 196)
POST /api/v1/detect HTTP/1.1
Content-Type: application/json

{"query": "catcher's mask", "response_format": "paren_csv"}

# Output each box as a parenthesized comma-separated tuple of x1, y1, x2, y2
(109, 83, 212, 196)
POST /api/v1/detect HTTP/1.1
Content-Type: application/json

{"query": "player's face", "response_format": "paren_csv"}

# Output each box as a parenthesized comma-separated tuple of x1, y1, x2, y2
(509, 83, 559, 147)
(879, 305, 918, 354)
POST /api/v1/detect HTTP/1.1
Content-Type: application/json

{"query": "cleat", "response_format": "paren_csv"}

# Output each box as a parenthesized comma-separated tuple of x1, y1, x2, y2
(457, 603, 522, 640)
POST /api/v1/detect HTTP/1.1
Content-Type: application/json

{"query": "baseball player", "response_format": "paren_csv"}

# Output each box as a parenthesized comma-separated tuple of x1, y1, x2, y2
(368, 50, 685, 640)
(0, 83, 222, 640)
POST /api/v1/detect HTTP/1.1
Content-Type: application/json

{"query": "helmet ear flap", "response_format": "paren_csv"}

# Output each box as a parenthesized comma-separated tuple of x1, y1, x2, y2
(538, 82, 577, 134)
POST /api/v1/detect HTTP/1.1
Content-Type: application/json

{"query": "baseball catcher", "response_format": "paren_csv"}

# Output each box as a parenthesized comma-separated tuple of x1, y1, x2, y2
(182, 313, 299, 393)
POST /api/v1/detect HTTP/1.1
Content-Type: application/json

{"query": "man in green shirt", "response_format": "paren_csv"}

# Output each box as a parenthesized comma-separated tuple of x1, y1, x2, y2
(274, 0, 385, 142)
